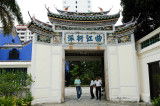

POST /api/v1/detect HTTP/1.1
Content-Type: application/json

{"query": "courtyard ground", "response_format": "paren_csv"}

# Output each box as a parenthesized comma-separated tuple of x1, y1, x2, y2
(34, 87, 152, 106)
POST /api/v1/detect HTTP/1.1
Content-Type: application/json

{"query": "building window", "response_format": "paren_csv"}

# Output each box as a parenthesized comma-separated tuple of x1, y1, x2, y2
(21, 37, 24, 39)
(17, 29, 26, 31)
(64, 1, 66, 4)
(75, 1, 77, 4)
(21, 33, 25, 35)
(76, 10, 77, 12)
(88, 1, 90, 3)
(64, 6, 66, 9)
(9, 49, 19, 59)
(88, 6, 90, 8)
(141, 33, 160, 49)
(76, 6, 77, 8)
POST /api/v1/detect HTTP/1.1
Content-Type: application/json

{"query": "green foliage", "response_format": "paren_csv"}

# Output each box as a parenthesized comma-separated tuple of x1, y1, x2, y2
(16, 92, 33, 106)
(0, 93, 33, 106)
(121, 0, 160, 40)
(0, 69, 33, 97)
(152, 95, 160, 106)
(69, 61, 103, 85)
(23, 92, 33, 106)
(0, 0, 24, 35)
(0, 69, 33, 105)
(0, 96, 16, 106)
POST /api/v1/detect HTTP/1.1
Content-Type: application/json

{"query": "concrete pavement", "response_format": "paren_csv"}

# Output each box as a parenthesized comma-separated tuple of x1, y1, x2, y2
(34, 87, 152, 106)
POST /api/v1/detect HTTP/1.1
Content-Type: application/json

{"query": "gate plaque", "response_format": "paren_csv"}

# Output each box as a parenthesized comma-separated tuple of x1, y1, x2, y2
(65, 32, 104, 44)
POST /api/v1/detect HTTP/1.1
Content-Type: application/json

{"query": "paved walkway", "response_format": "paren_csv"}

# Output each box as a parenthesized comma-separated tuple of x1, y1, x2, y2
(35, 87, 151, 106)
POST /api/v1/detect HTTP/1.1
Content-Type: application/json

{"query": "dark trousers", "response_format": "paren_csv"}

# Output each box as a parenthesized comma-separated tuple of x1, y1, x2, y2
(90, 86, 94, 98)
(96, 86, 101, 99)
(76, 86, 82, 99)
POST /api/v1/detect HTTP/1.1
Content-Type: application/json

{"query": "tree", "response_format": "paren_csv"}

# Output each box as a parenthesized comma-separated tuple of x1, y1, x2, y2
(121, 0, 160, 41)
(68, 61, 103, 85)
(0, 0, 23, 35)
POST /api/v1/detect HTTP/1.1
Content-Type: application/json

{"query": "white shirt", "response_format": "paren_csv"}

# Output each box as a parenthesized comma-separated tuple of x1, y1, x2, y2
(94, 80, 102, 87)
(90, 80, 94, 86)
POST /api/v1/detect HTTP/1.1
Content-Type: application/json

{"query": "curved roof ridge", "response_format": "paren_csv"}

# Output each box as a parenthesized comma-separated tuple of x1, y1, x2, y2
(115, 20, 137, 34)
(49, 11, 120, 17)
(32, 17, 52, 28)
(47, 10, 120, 22)
(28, 17, 53, 34)
(55, 8, 111, 16)
(115, 18, 136, 29)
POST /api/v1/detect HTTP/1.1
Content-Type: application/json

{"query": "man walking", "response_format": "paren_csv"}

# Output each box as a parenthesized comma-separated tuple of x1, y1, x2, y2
(74, 76, 82, 100)
(90, 78, 95, 99)
(94, 77, 102, 100)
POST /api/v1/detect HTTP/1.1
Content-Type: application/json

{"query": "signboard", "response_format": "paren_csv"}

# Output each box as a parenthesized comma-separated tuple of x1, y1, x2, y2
(65, 32, 104, 44)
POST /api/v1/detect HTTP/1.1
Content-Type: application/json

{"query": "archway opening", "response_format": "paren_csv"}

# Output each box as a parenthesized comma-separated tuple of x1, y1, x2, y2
(64, 50, 105, 101)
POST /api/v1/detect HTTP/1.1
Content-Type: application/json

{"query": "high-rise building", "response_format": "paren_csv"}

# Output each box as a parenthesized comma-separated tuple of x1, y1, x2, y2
(16, 25, 33, 43)
(62, 0, 91, 12)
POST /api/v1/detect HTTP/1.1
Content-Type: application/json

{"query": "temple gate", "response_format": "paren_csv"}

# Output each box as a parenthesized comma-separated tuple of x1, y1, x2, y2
(28, 8, 139, 104)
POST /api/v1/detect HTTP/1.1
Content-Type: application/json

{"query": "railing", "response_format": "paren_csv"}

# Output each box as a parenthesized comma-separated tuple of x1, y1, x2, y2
(0, 68, 27, 86)
(141, 33, 160, 49)
(136, 27, 160, 53)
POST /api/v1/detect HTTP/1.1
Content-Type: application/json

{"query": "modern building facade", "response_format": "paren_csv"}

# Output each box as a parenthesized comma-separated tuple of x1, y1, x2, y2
(16, 25, 33, 43)
(62, 0, 92, 12)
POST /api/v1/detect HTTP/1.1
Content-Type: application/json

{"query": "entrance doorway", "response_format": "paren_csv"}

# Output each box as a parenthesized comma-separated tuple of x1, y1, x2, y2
(64, 50, 106, 100)
(148, 61, 160, 100)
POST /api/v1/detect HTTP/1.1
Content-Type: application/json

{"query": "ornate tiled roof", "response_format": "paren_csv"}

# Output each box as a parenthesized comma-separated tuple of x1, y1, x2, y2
(28, 17, 53, 37)
(48, 9, 120, 26)
(56, 8, 111, 16)
(115, 21, 137, 35)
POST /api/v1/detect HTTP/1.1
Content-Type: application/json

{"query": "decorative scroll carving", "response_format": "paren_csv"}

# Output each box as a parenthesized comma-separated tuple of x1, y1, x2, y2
(37, 35, 51, 43)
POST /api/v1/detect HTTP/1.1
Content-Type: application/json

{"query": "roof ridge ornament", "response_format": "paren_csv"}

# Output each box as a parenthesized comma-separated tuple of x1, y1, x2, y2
(45, 4, 50, 12)
(65, 6, 70, 11)
(28, 11, 32, 20)
(118, 9, 122, 14)
(98, 7, 103, 12)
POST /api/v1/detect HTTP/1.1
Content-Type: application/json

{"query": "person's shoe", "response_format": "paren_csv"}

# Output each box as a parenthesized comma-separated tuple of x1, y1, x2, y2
(96, 98, 98, 100)
(78, 98, 80, 100)
(99, 98, 101, 100)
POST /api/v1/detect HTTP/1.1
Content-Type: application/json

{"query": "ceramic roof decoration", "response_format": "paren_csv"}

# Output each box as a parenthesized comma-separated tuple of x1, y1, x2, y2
(47, 8, 120, 26)
(115, 20, 137, 35)
(27, 8, 137, 39)
(28, 17, 53, 37)
(55, 7, 111, 16)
